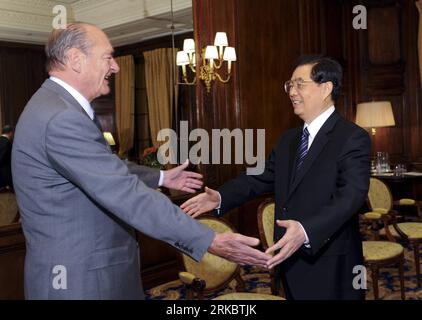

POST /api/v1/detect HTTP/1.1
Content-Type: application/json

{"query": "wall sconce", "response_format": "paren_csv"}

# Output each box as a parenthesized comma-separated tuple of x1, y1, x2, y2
(176, 32, 237, 93)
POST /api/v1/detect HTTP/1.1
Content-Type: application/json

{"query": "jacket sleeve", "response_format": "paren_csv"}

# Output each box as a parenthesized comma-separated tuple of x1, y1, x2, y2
(300, 128, 371, 255)
(44, 109, 214, 262)
(124, 160, 160, 189)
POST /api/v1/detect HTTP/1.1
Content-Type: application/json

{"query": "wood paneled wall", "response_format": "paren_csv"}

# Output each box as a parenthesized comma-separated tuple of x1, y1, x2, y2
(0, 42, 47, 127)
(0, 223, 25, 299)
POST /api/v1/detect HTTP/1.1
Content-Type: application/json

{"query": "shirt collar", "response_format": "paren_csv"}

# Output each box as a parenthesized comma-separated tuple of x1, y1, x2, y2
(304, 105, 335, 139)
(49, 76, 94, 120)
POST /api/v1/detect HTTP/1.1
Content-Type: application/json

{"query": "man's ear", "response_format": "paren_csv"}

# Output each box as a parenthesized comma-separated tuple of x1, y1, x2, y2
(323, 81, 333, 100)
(67, 48, 84, 73)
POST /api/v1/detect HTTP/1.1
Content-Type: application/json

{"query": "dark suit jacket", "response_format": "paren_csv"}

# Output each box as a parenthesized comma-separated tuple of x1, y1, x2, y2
(0, 136, 13, 188)
(218, 111, 371, 299)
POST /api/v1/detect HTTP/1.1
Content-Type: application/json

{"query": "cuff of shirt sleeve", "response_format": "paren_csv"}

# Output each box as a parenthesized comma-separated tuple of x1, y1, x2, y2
(298, 222, 311, 248)
(214, 192, 222, 216)
(158, 170, 164, 187)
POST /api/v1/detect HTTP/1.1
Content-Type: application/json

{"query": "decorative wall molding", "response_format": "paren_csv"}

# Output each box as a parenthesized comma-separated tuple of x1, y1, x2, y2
(0, 0, 192, 46)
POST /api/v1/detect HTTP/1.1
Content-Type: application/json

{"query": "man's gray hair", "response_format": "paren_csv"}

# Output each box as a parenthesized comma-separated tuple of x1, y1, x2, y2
(45, 22, 93, 72)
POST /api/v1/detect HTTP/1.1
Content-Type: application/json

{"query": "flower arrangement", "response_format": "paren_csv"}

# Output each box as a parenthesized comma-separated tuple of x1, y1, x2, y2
(142, 146, 164, 169)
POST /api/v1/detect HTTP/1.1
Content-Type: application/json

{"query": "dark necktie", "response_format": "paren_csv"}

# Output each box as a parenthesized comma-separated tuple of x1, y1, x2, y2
(296, 127, 310, 172)
(93, 114, 103, 132)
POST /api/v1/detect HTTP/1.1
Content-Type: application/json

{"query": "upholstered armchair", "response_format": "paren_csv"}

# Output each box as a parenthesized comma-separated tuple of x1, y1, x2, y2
(178, 215, 284, 300)
(366, 177, 422, 288)
(367, 177, 421, 223)
(362, 212, 406, 299)
(0, 188, 19, 226)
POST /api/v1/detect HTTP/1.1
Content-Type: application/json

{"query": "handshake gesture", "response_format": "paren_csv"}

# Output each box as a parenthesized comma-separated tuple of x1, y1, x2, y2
(181, 187, 307, 269)
(160, 164, 271, 268)
(162, 163, 305, 269)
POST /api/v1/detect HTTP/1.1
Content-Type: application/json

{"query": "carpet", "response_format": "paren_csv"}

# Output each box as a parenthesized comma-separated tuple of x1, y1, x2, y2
(145, 244, 422, 300)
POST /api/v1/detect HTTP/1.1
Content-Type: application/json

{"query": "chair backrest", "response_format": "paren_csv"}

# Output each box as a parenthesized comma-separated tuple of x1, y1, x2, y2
(0, 188, 18, 226)
(257, 198, 275, 250)
(367, 177, 393, 211)
(180, 215, 240, 291)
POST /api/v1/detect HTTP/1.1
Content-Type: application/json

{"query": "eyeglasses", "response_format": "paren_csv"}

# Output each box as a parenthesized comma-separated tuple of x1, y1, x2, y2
(284, 79, 315, 94)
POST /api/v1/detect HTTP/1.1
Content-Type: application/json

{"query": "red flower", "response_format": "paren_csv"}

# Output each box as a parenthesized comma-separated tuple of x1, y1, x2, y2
(143, 146, 157, 157)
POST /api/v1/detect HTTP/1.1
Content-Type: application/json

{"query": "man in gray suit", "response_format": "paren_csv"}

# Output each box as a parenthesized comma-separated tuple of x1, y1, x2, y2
(12, 22, 270, 299)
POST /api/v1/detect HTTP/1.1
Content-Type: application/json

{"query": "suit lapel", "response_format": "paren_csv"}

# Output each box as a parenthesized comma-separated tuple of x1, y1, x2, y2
(287, 111, 340, 200)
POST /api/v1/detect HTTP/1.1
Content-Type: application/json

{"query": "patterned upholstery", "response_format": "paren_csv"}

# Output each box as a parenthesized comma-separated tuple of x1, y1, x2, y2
(368, 178, 393, 210)
(364, 211, 382, 220)
(181, 218, 238, 290)
(373, 208, 389, 214)
(363, 241, 404, 261)
(213, 292, 284, 300)
(0, 191, 18, 226)
(379, 222, 422, 240)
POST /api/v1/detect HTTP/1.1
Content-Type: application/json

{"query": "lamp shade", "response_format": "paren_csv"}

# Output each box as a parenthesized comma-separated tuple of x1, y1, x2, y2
(204, 45, 219, 59)
(214, 32, 228, 47)
(355, 101, 395, 128)
(103, 132, 116, 146)
(176, 51, 189, 66)
(183, 38, 195, 53)
(223, 47, 237, 61)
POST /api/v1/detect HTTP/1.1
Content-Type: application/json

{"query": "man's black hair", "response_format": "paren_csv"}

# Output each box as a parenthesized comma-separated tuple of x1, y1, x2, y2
(294, 54, 343, 102)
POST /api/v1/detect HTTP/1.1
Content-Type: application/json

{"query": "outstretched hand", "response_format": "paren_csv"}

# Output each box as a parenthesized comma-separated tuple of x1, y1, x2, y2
(180, 187, 220, 218)
(417, 0, 421, 13)
(161, 160, 203, 193)
(209, 232, 271, 268)
(265, 220, 306, 269)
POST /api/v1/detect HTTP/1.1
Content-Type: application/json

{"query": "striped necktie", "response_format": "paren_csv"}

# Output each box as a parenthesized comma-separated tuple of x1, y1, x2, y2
(296, 127, 310, 172)
(93, 114, 103, 132)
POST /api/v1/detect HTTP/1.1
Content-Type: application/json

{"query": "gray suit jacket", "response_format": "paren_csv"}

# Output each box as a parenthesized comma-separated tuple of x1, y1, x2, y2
(12, 79, 214, 299)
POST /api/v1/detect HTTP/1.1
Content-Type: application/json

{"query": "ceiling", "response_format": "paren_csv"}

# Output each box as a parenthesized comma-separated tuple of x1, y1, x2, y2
(0, 0, 193, 47)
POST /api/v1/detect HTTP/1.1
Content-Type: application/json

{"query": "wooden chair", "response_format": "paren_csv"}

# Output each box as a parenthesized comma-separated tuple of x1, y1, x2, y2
(257, 197, 283, 296)
(367, 177, 422, 288)
(362, 213, 406, 300)
(178, 215, 283, 300)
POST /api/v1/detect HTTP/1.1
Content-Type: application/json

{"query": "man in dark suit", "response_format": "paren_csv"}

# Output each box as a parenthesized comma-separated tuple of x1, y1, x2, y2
(12, 22, 270, 299)
(0, 125, 13, 189)
(182, 55, 371, 299)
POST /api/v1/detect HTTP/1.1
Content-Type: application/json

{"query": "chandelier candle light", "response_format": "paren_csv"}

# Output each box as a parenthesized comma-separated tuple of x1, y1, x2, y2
(176, 32, 237, 93)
